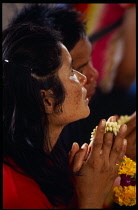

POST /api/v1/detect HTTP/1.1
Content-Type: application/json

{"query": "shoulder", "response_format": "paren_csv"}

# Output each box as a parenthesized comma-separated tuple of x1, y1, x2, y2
(3, 162, 54, 209)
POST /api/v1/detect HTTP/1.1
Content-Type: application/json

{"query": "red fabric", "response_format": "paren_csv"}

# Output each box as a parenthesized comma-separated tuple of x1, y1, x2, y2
(72, 4, 126, 88)
(90, 4, 125, 84)
(119, 3, 135, 8)
(3, 162, 65, 209)
(73, 3, 89, 13)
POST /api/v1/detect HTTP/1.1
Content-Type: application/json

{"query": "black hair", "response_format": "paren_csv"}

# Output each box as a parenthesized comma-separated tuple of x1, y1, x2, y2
(9, 3, 86, 51)
(3, 23, 73, 206)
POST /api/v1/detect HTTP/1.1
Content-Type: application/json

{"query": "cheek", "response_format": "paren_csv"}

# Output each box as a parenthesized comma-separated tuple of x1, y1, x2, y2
(68, 87, 82, 108)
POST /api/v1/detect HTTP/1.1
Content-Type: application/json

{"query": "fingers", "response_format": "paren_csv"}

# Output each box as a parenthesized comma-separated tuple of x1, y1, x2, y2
(84, 141, 93, 161)
(131, 111, 136, 118)
(102, 116, 116, 158)
(109, 124, 127, 165)
(126, 113, 136, 134)
(85, 140, 93, 161)
(126, 126, 136, 145)
(88, 119, 106, 163)
(113, 115, 119, 121)
(68, 142, 79, 166)
(68, 143, 88, 173)
(125, 129, 136, 160)
(116, 139, 127, 164)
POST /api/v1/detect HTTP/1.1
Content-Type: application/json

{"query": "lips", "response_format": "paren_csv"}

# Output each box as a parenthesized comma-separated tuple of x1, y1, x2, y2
(82, 87, 88, 100)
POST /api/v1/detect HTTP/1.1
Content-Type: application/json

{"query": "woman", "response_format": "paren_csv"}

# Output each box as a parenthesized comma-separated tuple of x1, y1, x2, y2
(3, 22, 127, 209)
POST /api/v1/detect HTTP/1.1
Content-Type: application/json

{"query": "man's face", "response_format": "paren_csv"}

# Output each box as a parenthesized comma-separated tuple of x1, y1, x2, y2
(70, 37, 99, 100)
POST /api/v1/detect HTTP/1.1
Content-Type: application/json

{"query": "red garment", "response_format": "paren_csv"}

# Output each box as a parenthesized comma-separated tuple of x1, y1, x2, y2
(3, 162, 65, 209)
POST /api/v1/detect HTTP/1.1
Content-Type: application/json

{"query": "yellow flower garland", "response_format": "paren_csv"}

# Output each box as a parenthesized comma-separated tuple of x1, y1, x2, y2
(90, 115, 131, 142)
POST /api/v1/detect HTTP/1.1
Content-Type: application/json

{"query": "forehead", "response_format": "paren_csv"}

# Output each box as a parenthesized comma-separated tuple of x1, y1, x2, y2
(57, 43, 72, 74)
(60, 43, 72, 63)
(70, 37, 92, 66)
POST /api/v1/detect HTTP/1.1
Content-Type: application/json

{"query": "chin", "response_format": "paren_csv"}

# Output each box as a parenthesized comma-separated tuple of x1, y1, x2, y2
(86, 109, 90, 117)
(72, 111, 90, 123)
(80, 107, 90, 119)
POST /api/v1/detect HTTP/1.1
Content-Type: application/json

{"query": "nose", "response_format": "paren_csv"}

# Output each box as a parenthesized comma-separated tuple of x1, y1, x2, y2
(85, 63, 99, 84)
(75, 70, 87, 85)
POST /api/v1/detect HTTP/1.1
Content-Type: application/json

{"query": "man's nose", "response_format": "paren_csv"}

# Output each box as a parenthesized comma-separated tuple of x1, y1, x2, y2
(85, 65, 99, 84)
(76, 71, 87, 85)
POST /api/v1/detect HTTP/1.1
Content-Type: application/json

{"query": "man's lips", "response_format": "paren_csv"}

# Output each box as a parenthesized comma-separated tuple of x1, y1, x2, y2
(87, 86, 97, 99)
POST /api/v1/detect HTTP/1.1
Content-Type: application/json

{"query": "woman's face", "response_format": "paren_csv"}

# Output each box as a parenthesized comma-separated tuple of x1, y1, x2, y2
(55, 44, 90, 126)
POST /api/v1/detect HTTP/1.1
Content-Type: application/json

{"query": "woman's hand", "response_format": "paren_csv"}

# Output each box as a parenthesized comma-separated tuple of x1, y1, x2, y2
(68, 116, 127, 209)
(125, 111, 136, 160)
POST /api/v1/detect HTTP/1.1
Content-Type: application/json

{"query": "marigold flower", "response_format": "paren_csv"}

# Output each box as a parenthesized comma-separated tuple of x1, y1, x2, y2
(118, 157, 136, 176)
(113, 156, 136, 206)
(113, 185, 136, 206)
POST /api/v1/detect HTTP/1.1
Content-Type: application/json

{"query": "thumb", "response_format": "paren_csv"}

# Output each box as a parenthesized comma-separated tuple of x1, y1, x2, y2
(69, 143, 88, 173)
(68, 142, 79, 166)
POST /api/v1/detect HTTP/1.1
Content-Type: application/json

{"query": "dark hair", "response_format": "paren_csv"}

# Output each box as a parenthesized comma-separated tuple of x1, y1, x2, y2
(9, 4, 86, 51)
(3, 23, 73, 206)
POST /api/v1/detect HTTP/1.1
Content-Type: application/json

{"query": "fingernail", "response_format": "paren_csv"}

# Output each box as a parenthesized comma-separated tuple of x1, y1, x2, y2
(102, 119, 106, 126)
(121, 124, 127, 132)
(123, 139, 127, 145)
(109, 116, 116, 122)
(81, 143, 87, 149)
(71, 142, 77, 150)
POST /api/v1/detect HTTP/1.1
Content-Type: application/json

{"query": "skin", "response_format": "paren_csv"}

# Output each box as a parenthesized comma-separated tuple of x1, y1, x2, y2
(68, 116, 127, 209)
(70, 36, 136, 161)
(124, 111, 136, 161)
(42, 43, 128, 208)
(70, 37, 99, 100)
(41, 43, 90, 149)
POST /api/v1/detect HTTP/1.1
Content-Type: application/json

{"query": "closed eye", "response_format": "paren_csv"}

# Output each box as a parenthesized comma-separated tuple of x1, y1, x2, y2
(76, 62, 88, 72)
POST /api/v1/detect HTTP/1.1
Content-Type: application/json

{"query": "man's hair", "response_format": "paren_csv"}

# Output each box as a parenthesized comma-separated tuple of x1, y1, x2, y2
(9, 4, 86, 51)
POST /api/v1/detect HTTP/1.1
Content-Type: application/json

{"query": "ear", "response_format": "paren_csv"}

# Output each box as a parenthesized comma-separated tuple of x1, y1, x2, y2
(40, 89, 55, 114)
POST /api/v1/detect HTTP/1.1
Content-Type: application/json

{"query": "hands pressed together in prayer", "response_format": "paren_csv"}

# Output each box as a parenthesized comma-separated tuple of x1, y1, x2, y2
(68, 115, 128, 209)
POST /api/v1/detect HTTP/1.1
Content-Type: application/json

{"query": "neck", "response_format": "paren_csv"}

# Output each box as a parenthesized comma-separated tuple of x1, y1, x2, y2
(44, 123, 64, 152)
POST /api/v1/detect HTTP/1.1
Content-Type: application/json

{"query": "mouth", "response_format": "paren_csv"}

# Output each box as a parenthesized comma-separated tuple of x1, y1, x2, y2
(84, 89, 89, 103)
(85, 97, 89, 103)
